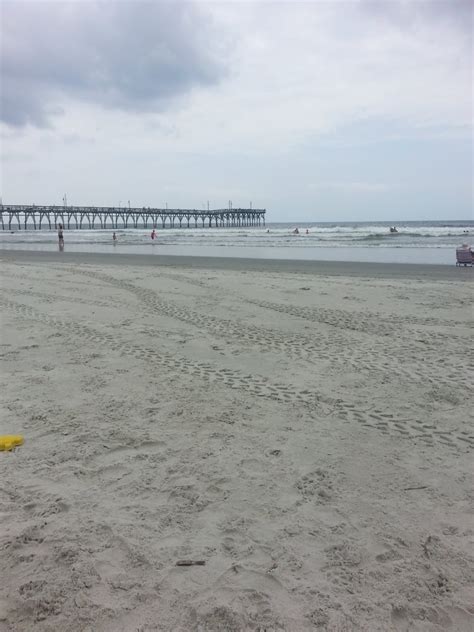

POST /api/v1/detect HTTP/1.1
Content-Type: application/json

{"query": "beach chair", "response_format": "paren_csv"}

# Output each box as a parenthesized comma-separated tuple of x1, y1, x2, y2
(456, 249, 473, 267)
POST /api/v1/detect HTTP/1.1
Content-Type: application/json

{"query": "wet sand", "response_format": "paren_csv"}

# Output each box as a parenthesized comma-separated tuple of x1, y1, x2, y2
(0, 248, 468, 280)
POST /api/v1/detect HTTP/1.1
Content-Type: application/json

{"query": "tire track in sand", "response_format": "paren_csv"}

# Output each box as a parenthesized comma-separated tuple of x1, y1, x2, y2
(243, 298, 472, 391)
(58, 270, 474, 453)
(69, 269, 424, 386)
(70, 268, 471, 400)
(0, 297, 323, 411)
(66, 269, 335, 368)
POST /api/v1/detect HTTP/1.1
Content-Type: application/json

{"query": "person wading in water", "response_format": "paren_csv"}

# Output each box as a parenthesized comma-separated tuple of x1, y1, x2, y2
(58, 223, 64, 250)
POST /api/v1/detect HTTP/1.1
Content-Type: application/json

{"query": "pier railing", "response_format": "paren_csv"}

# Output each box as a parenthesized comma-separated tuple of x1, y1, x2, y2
(0, 206, 266, 230)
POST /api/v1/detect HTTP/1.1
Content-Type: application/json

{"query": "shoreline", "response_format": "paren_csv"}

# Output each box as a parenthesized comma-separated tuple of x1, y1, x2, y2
(0, 248, 470, 280)
(0, 241, 460, 266)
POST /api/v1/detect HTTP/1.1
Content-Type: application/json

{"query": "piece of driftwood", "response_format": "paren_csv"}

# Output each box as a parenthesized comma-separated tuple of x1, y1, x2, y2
(403, 485, 428, 491)
(175, 560, 206, 566)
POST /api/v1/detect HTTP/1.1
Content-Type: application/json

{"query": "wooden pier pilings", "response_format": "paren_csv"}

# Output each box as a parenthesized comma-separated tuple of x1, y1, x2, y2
(0, 206, 266, 230)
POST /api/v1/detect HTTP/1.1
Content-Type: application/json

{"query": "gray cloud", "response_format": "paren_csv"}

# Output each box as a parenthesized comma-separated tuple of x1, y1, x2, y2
(358, 0, 473, 33)
(1, 1, 228, 127)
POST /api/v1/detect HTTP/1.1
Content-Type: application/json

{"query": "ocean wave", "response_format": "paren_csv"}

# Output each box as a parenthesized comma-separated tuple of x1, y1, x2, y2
(356, 232, 433, 242)
(1, 221, 472, 252)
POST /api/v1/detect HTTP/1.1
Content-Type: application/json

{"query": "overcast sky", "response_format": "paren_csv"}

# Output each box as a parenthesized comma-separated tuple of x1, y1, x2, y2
(1, 0, 472, 221)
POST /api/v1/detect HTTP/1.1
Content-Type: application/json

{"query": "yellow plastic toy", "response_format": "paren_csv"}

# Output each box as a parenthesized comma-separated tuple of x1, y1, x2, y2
(0, 435, 24, 451)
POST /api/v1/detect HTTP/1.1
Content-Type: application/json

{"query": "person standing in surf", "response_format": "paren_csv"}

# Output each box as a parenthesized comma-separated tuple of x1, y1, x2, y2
(58, 223, 64, 250)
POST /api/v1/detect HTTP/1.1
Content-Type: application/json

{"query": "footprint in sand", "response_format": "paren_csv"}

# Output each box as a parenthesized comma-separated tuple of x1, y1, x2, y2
(295, 469, 333, 503)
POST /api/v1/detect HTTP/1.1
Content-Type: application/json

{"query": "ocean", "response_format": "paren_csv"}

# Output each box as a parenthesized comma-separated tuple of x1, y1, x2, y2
(1, 220, 472, 265)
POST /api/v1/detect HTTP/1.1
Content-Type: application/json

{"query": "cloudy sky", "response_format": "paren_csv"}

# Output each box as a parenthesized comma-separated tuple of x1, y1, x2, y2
(1, 0, 472, 221)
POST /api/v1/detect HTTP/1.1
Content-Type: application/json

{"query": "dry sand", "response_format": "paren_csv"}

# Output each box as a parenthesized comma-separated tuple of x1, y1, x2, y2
(0, 254, 473, 631)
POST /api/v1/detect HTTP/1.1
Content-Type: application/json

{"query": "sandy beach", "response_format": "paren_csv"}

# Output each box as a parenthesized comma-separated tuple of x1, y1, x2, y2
(0, 253, 473, 632)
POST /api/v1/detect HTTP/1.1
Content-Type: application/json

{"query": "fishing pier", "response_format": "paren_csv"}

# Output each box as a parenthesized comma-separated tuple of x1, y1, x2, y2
(0, 205, 266, 230)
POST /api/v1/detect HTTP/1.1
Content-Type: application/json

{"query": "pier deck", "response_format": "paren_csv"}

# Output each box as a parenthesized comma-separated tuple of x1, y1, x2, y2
(1, 206, 266, 230)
